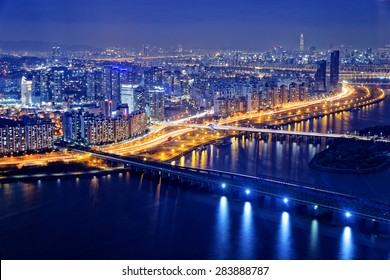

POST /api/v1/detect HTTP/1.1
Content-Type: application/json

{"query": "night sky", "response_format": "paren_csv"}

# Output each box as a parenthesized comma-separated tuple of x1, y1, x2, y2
(0, 0, 389, 50)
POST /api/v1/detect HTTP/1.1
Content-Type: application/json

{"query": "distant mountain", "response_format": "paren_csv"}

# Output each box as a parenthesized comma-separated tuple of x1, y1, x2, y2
(0, 40, 103, 52)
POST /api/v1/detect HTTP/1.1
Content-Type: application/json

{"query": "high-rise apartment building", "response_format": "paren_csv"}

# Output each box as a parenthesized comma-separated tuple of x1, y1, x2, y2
(0, 117, 54, 155)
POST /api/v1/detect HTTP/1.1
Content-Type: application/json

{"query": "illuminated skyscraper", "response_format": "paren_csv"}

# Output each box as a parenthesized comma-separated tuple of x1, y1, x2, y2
(21, 76, 32, 106)
(121, 84, 139, 113)
(315, 60, 327, 91)
(330, 50, 340, 88)
(148, 86, 165, 121)
(300, 33, 304, 52)
(51, 67, 65, 102)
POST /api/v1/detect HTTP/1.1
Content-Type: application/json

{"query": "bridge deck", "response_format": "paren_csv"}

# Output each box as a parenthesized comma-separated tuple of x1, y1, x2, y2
(70, 148, 390, 223)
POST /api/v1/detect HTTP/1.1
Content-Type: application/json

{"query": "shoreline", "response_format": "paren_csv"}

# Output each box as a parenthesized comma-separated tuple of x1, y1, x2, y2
(0, 167, 125, 183)
(309, 154, 390, 174)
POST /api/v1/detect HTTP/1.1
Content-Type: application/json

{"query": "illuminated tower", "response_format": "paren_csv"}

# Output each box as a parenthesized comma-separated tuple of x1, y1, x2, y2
(21, 76, 32, 106)
(315, 60, 327, 91)
(330, 50, 340, 88)
(300, 33, 304, 52)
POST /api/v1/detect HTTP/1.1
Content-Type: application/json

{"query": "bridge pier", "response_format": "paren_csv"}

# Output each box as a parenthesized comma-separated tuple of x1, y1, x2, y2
(169, 174, 180, 185)
(143, 169, 153, 178)
(260, 133, 269, 141)
(279, 134, 287, 142)
(161, 172, 170, 182)
(325, 137, 334, 145)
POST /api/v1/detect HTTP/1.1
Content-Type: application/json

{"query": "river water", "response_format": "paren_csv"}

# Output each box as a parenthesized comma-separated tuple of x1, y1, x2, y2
(1, 98, 390, 260)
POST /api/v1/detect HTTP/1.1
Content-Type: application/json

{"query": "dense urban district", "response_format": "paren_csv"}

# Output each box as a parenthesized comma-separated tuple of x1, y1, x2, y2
(1, 38, 390, 176)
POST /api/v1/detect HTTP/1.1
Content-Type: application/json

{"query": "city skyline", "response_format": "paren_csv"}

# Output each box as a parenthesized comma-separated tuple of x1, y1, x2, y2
(1, 0, 390, 264)
(0, 0, 390, 50)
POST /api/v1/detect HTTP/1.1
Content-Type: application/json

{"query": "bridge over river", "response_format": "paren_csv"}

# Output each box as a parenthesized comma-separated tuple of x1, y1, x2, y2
(69, 147, 390, 226)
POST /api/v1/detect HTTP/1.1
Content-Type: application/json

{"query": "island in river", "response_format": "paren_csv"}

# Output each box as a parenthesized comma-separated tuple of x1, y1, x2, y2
(309, 138, 390, 174)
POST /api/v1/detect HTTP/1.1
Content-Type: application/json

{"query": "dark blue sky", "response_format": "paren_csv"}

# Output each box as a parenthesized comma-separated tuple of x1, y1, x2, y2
(0, 0, 389, 50)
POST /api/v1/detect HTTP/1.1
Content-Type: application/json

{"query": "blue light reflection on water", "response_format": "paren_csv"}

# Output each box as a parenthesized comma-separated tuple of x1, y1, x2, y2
(213, 196, 230, 259)
(340, 226, 355, 260)
(309, 219, 319, 258)
(238, 202, 254, 260)
(276, 211, 294, 259)
(1, 173, 390, 259)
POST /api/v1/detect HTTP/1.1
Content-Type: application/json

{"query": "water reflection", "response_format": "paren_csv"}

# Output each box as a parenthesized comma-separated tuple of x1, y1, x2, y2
(276, 211, 294, 259)
(21, 183, 35, 208)
(213, 196, 230, 259)
(238, 202, 254, 259)
(339, 226, 354, 260)
(309, 220, 319, 258)
(89, 177, 99, 211)
(151, 177, 162, 234)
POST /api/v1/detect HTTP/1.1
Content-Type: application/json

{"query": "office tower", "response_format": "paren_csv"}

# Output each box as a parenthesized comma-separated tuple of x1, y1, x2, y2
(111, 67, 121, 108)
(330, 50, 340, 88)
(103, 66, 113, 100)
(133, 87, 146, 111)
(144, 67, 163, 87)
(148, 86, 165, 121)
(300, 33, 304, 52)
(94, 70, 104, 100)
(31, 72, 41, 104)
(120, 84, 139, 113)
(39, 71, 50, 102)
(86, 71, 95, 100)
(315, 60, 327, 91)
(51, 67, 65, 102)
(102, 66, 122, 115)
(21, 76, 32, 106)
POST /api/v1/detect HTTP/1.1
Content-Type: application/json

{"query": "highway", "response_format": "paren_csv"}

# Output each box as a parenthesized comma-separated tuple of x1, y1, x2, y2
(99, 84, 386, 157)
(191, 124, 369, 139)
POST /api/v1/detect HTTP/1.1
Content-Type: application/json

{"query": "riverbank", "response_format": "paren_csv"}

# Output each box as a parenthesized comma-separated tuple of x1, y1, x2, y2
(0, 161, 124, 183)
(309, 138, 390, 174)
(0, 165, 125, 183)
